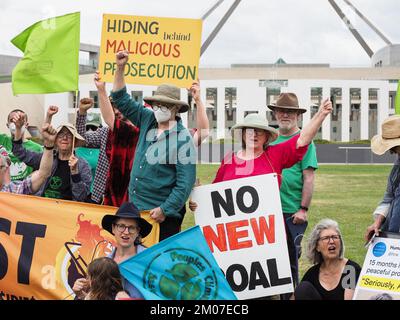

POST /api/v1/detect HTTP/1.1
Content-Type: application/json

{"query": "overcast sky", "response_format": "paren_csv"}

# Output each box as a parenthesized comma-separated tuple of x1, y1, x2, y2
(0, 0, 399, 67)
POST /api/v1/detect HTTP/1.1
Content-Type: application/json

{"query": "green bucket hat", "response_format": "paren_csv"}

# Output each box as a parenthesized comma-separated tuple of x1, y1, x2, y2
(231, 113, 279, 144)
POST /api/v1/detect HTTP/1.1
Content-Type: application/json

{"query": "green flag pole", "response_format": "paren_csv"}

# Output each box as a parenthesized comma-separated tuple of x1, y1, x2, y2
(395, 80, 400, 115)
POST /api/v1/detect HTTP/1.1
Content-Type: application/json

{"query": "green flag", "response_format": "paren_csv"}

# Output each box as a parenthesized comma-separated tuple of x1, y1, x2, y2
(11, 12, 80, 95)
(395, 80, 400, 115)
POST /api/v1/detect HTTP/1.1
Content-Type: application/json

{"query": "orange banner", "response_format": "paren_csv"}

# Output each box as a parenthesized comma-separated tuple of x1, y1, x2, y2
(0, 193, 159, 300)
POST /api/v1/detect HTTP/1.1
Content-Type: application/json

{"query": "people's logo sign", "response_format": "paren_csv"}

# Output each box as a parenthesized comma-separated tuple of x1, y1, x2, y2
(143, 249, 218, 300)
(372, 242, 387, 257)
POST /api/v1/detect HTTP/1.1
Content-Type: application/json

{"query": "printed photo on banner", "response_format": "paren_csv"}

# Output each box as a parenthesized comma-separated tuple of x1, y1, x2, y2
(191, 173, 294, 300)
(99, 14, 202, 88)
(353, 232, 400, 300)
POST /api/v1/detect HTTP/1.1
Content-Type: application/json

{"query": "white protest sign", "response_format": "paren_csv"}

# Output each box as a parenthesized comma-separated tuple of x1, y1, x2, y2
(191, 174, 293, 300)
(354, 236, 400, 300)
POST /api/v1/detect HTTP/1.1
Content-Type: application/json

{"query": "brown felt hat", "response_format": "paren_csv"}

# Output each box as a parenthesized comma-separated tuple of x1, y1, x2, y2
(143, 84, 189, 113)
(267, 93, 307, 114)
(371, 115, 400, 155)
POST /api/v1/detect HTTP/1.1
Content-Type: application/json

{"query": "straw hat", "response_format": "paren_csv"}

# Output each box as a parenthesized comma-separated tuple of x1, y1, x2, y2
(371, 115, 400, 155)
(143, 84, 189, 113)
(267, 93, 307, 114)
(231, 113, 279, 144)
(56, 123, 85, 148)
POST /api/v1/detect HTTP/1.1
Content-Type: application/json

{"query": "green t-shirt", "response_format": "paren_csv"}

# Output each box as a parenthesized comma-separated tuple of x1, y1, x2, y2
(75, 147, 100, 192)
(0, 134, 43, 181)
(270, 131, 318, 214)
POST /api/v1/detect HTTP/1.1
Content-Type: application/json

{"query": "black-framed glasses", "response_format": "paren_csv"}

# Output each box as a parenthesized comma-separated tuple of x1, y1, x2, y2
(57, 132, 73, 139)
(113, 223, 138, 234)
(152, 104, 169, 112)
(319, 235, 341, 243)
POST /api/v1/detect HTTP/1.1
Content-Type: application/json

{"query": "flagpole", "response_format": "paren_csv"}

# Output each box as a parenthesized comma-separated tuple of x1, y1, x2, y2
(72, 90, 79, 150)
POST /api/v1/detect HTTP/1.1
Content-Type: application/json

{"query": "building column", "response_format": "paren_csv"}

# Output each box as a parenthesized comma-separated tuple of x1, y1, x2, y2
(360, 86, 369, 140)
(322, 86, 331, 141)
(217, 86, 226, 139)
(180, 89, 188, 127)
(341, 87, 350, 142)
(377, 84, 390, 135)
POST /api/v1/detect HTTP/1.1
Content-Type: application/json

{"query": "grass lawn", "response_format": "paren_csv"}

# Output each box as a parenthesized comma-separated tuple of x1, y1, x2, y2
(181, 164, 392, 278)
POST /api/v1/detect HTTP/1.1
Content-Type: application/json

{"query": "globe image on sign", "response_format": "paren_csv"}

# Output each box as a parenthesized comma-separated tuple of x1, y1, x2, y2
(144, 249, 218, 300)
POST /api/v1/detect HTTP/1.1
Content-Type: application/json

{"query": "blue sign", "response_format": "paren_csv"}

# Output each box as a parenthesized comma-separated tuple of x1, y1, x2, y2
(372, 242, 386, 257)
(119, 226, 237, 300)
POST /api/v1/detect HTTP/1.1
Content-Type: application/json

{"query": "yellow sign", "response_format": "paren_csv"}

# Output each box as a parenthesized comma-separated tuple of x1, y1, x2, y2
(359, 275, 400, 293)
(99, 14, 202, 88)
(0, 193, 159, 300)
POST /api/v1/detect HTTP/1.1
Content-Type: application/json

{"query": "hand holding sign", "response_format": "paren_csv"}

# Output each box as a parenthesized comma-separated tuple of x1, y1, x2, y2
(116, 50, 129, 68)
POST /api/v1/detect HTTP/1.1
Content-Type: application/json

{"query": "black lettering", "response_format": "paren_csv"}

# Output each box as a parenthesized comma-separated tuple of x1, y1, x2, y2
(267, 259, 291, 286)
(226, 264, 248, 291)
(249, 261, 270, 290)
(15, 222, 46, 285)
(236, 186, 259, 213)
(0, 218, 11, 280)
(211, 189, 235, 218)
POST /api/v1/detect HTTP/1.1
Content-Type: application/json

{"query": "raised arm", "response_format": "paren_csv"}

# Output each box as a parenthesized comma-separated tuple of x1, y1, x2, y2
(44, 106, 59, 124)
(30, 124, 56, 193)
(297, 98, 332, 148)
(113, 50, 128, 92)
(94, 71, 115, 130)
(190, 80, 209, 147)
(11, 112, 43, 169)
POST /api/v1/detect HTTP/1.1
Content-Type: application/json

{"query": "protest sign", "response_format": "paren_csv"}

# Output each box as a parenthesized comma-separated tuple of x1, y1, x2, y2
(354, 233, 400, 300)
(191, 174, 293, 299)
(99, 14, 202, 88)
(0, 193, 159, 300)
(120, 226, 237, 300)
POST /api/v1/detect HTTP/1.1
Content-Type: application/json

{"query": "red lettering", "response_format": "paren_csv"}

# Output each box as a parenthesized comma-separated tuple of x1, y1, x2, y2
(203, 224, 227, 253)
(250, 215, 275, 245)
(106, 40, 116, 53)
(172, 44, 181, 58)
(226, 220, 252, 250)
(139, 42, 149, 55)
(116, 41, 127, 52)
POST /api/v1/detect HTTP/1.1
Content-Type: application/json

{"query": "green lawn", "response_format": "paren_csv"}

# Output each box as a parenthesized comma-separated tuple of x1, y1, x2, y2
(182, 164, 392, 277)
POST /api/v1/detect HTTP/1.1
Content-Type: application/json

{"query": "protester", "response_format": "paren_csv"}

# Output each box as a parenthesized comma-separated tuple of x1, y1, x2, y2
(75, 116, 102, 195)
(268, 93, 319, 290)
(365, 115, 400, 239)
(73, 257, 130, 300)
(0, 109, 42, 181)
(72, 202, 152, 299)
(0, 123, 56, 194)
(110, 50, 196, 241)
(294, 219, 361, 300)
(12, 112, 91, 202)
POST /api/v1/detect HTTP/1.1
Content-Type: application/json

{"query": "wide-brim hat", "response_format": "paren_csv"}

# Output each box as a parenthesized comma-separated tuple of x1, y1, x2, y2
(101, 202, 152, 238)
(56, 123, 86, 148)
(371, 115, 400, 155)
(231, 113, 279, 144)
(267, 92, 307, 114)
(143, 84, 189, 113)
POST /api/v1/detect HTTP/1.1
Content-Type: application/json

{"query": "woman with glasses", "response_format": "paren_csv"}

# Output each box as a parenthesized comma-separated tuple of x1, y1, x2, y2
(11, 112, 92, 202)
(73, 202, 152, 299)
(294, 219, 361, 300)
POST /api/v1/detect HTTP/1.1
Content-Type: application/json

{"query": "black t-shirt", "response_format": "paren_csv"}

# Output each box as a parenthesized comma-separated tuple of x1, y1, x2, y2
(44, 159, 73, 200)
(301, 259, 362, 300)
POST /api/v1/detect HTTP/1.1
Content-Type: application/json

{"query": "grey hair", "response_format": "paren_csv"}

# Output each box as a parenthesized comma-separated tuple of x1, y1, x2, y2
(306, 219, 345, 265)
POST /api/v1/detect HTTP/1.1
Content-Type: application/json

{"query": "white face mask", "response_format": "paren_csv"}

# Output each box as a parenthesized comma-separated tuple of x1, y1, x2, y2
(153, 108, 172, 123)
(8, 122, 25, 136)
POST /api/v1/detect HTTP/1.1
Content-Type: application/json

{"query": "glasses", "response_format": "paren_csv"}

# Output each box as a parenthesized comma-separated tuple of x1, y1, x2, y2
(319, 235, 341, 243)
(152, 104, 169, 112)
(57, 132, 73, 139)
(113, 223, 138, 234)
(275, 109, 299, 115)
(244, 128, 266, 136)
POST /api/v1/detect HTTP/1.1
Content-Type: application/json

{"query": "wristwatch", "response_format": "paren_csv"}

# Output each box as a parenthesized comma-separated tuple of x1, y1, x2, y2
(300, 206, 309, 212)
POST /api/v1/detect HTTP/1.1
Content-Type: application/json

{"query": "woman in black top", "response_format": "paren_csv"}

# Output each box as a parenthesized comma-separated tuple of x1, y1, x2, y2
(294, 219, 361, 300)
